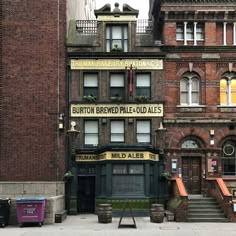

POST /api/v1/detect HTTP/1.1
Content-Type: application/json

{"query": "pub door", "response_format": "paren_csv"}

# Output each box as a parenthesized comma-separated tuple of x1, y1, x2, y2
(182, 156, 201, 194)
(77, 176, 95, 213)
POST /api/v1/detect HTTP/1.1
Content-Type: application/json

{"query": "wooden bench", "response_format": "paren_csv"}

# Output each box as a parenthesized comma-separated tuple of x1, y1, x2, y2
(55, 210, 67, 223)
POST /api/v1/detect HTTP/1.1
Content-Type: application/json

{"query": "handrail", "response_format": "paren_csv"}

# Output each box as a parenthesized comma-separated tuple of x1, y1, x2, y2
(216, 178, 232, 197)
(75, 19, 153, 35)
(176, 178, 188, 197)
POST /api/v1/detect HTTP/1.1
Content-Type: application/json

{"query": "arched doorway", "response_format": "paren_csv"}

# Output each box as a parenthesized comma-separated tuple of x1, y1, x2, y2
(181, 139, 203, 194)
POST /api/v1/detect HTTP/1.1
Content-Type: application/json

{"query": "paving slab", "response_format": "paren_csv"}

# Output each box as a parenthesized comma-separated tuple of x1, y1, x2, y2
(1, 214, 236, 236)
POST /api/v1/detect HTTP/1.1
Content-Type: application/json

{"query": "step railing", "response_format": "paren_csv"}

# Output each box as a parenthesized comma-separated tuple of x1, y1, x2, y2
(208, 178, 235, 221)
(168, 177, 188, 222)
(176, 178, 188, 197)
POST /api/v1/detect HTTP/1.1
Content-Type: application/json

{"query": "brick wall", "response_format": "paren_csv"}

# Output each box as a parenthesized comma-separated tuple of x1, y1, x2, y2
(163, 22, 176, 46)
(1, 0, 66, 181)
(205, 22, 217, 46)
(208, 181, 236, 222)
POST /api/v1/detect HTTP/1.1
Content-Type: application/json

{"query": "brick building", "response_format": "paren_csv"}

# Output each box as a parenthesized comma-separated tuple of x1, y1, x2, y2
(151, 0, 236, 221)
(66, 3, 165, 215)
(2, 0, 236, 224)
(1, 0, 67, 185)
(1, 0, 98, 225)
(1, 0, 67, 224)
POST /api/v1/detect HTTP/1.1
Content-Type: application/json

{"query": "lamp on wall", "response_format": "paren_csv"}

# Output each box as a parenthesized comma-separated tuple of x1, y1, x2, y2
(67, 121, 80, 154)
(157, 121, 167, 132)
(155, 120, 167, 154)
(58, 113, 64, 130)
(210, 129, 215, 146)
(67, 121, 80, 215)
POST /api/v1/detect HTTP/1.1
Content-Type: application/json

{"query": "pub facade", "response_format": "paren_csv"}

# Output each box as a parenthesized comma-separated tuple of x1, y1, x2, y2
(66, 3, 166, 214)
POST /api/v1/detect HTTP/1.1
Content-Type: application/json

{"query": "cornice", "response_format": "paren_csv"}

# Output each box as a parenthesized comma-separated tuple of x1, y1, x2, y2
(67, 51, 166, 59)
(162, 46, 236, 53)
(67, 47, 236, 60)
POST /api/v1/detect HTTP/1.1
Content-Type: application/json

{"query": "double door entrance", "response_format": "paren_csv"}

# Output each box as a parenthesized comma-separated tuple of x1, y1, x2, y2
(182, 156, 201, 194)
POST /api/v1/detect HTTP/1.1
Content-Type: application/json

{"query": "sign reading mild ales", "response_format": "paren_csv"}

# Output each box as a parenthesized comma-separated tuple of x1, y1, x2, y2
(76, 152, 159, 162)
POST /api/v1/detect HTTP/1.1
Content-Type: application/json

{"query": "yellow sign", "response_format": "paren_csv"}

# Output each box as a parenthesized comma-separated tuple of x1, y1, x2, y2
(70, 59, 163, 70)
(76, 154, 98, 162)
(76, 151, 159, 162)
(97, 15, 137, 22)
(71, 104, 163, 117)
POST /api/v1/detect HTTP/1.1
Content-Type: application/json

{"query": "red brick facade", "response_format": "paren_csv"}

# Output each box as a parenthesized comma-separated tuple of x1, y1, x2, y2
(153, 0, 236, 197)
(1, 0, 66, 181)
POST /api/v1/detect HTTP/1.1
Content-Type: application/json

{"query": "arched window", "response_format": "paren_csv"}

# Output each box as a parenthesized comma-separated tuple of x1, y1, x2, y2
(180, 72, 200, 105)
(181, 140, 199, 149)
(222, 140, 236, 176)
(220, 72, 236, 106)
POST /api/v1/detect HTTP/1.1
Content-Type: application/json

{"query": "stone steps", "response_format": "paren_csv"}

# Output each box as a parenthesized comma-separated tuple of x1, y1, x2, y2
(187, 196, 229, 222)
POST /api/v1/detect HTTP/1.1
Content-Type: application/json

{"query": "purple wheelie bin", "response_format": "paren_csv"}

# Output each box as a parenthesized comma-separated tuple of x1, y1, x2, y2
(16, 197, 46, 227)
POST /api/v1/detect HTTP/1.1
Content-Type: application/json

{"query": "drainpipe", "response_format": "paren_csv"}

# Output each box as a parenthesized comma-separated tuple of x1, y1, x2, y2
(56, 0, 60, 194)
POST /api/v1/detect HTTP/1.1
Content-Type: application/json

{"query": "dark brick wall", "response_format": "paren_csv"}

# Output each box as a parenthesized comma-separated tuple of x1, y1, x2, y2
(1, 0, 66, 181)
(69, 69, 164, 146)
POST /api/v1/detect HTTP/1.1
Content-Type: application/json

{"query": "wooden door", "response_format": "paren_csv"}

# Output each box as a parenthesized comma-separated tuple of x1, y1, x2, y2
(182, 157, 201, 194)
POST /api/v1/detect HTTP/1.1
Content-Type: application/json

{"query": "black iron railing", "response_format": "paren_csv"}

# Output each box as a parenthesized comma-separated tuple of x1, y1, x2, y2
(136, 19, 153, 33)
(75, 19, 152, 34)
(76, 20, 97, 34)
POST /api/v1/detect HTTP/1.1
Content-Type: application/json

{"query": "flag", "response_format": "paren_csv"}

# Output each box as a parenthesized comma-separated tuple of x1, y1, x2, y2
(129, 65, 133, 96)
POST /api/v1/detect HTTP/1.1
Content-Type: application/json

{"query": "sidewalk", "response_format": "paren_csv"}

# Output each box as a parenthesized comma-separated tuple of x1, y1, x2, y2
(1, 214, 236, 236)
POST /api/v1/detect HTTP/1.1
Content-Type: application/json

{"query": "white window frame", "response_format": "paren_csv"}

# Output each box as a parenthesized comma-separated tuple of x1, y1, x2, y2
(84, 120, 98, 146)
(110, 73, 125, 98)
(220, 72, 236, 106)
(176, 24, 184, 40)
(177, 22, 204, 45)
(136, 120, 151, 144)
(223, 22, 227, 46)
(106, 25, 128, 52)
(83, 73, 98, 98)
(110, 120, 125, 143)
(180, 73, 200, 105)
(136, 74, 151, 98)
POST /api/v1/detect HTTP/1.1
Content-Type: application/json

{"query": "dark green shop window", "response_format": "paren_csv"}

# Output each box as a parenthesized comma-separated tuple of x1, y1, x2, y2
(149, 165, 154, 195)
(100, 164, 106, 195)
(112, 164, 144, 195)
